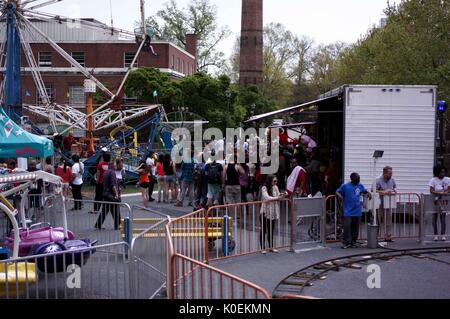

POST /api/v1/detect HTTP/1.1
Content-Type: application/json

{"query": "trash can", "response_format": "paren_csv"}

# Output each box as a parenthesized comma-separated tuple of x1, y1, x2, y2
(367, 224, 379, 249)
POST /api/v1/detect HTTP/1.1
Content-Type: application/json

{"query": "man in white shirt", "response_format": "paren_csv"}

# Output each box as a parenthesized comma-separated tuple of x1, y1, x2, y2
(71, 154, 85, 211)
(146, 153, 157, 202)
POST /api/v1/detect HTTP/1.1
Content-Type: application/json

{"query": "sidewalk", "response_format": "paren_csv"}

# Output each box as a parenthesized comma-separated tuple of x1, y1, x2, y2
(211, 240, 450, 299)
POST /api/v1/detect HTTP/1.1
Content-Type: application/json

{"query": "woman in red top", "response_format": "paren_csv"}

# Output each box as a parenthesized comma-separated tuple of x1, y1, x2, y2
(156, 154, 166, 203)
(136, 160, 150, 202)
(56, 159, 72, 199)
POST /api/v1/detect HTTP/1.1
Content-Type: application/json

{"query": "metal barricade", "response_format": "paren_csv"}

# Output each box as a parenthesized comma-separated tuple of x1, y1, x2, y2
(1, 242, 130, 299)
(129, 205, 170, 299)
(325, 196, 343, 243)
(206, 199, 293, 262)
(421, 194, 450, 243)
(168, 209, 208, 262)
(52, 198, 132, 245)
(359, 193, 421, 241)
(168, 253, 270, 299)
(326, 193, 421, 242)
(292, 197, 325, 245)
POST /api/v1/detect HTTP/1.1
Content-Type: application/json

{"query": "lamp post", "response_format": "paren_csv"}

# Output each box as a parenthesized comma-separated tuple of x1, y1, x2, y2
(368, 150, 384, 249)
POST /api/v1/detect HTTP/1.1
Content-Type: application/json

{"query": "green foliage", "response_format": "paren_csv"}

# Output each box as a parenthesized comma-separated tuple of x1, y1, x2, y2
(146, 0, 230, 72)
(125, 68, 273, 130)
(334, 0, 450, 102)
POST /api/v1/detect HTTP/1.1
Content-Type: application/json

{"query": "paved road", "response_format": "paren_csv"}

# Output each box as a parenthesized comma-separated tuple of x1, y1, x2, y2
(211, 241, 450, 299)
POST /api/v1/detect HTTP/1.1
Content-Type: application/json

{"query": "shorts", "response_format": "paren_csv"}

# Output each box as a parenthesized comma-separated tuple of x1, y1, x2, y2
(207, 184, 221, 203)
(225, 185, 241, 205)
(165, 175, 176, 187)
(139, 182, 150, 189)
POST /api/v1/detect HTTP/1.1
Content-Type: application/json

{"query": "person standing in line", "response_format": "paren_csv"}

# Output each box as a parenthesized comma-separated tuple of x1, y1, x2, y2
(260, 175, 287, 254)
(429, 166, 449, 241)
(115, 158, 125, 193)
(95, 161, 121, 230)
(223, 153, 245, 205)
(286, 158, 308, 198)
(136, 160, 150, 203)
(375, 166, 397, 242)
(146, 152, 157, 202)
(70, 154, 84, 211)
(175, 152, 196, 207)
(156, 154, 166, 203)
(336, 173, 372, 249)
(205, 153, 223, 208)
(163, 154, 177, 204)
(91, 153, 111, 214)
(56, 159, 72, 200)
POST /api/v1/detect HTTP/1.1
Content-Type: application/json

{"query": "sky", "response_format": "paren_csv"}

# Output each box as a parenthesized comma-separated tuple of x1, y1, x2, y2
(34, 0, 390, 57)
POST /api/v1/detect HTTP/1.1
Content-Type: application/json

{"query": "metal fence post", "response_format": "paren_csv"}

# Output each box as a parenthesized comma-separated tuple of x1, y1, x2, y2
(124, 217, 131, 257)
(321, 197, 326, 246)
(204, 209, 209, 263)
(128, 240, 136, 299)
(289, 199, 295, 252)
(420, 194, 425, 245)
(222, 215, 229, 257)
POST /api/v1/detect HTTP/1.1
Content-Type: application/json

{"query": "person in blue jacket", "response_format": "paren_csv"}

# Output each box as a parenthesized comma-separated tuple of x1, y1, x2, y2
(336, 173, 372, 249)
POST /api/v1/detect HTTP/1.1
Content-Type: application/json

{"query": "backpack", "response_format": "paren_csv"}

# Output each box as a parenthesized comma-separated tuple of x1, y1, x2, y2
(206, 163, 221, 184)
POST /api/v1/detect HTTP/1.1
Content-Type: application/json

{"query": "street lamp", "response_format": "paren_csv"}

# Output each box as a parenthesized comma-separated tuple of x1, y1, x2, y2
(368, 150, 384, 249)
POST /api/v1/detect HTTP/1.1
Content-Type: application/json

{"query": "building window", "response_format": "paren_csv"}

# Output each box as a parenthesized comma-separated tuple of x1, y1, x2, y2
(172, 55, 175, 69)
(69, 86, 85, 108)
(38, 52, 52, 67)
(182, 61, 185, 74)
(37, 85, 54, 105)
(124, 52, 138, 68)
(71, 52, 85, 67)
(177, 58, 180, 72)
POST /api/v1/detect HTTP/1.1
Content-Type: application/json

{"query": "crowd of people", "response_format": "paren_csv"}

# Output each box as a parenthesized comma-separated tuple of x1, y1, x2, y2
(1, 129, 449, 249)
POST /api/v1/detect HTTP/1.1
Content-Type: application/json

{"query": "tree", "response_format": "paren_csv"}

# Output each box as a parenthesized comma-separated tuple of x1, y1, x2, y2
(124, 67, 181, 107)
(146, 0, 231, 73)
(289, 35, 315, 103)
(309, 42, 347, 95)
(261, 23, 295, 108)
(333, 0, 450, 102)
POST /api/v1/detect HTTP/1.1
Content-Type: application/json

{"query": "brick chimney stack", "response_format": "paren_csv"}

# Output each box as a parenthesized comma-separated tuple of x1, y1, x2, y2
(185, 34, 198, 70)
(239, 0, 263, 87)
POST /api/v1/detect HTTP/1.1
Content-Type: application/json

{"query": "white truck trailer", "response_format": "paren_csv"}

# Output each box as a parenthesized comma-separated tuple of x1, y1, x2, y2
(248, 85, 438, 194)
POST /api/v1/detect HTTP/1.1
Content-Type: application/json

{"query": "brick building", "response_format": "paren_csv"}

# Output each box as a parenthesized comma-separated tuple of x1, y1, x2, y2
(0, 18, 197, 134)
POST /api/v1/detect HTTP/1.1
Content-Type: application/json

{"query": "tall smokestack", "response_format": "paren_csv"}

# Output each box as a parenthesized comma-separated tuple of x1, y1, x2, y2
(239, 0, 263, 87)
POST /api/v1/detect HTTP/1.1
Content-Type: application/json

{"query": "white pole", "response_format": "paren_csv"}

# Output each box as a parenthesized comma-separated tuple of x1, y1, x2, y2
(372, 158, 377, 226)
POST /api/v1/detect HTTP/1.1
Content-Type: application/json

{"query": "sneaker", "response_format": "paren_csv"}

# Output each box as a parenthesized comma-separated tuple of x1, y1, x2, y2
(434, 236, 439, 241)
(174, 202, 183, 207)
(442, 236, 447, 241)
(149, 198, 155, 202)
(271, 249, 279, 253)
(261, 250, 267, 254)
(341, 244, 352, 249)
